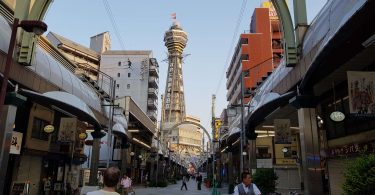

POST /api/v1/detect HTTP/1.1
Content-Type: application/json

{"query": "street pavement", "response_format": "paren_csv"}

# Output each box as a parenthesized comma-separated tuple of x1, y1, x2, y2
(133, 179, 230, 195)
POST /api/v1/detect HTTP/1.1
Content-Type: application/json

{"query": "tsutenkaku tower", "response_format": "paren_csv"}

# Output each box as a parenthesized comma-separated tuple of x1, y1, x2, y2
(163, 21, 188, 123)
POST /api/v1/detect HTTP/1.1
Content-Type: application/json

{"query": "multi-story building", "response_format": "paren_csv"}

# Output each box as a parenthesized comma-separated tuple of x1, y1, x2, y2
(226, 5, 282, 106)
(100, 50, 159, 122)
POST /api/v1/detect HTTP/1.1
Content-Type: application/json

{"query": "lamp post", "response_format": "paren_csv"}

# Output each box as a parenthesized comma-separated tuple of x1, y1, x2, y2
(0, 18, 47, 193)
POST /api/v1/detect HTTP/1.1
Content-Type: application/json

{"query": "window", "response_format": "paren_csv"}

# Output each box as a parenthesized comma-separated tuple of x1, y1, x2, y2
(257, 147, 271, 159)
(117, 84, 120, 88)
(118, 61, 121, 66)
(117, 73, 120, 77)
(128, 73, 131, 77)
(31, 117, 49, 141)
(127, 84, 130, 89)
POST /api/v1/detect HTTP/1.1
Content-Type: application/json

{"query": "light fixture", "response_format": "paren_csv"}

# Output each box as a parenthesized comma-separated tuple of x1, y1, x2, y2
(130, 152, 135, 156)
(282, 147, 289, 153)
(242, 151, 247, 156)
(86, 129, 95, 133)
(139, 155, 143, 159)
(128, 129, 140, 133)
(132, 138, 151, 149)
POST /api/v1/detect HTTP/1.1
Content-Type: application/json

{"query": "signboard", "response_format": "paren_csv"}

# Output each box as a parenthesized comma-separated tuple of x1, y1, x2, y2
(329, 141, 375, 157)
(165, 63, 174, 110)
(262, 0, 278, 20)
(58, 118, 77, 141)
(274, 119, 291, 144)
(112, 137, 122, 161)
(347, 71, 375, 114)
(11, 182, 26, 194)
(213, 119, 221, 141)
(10, 131, 23, 154)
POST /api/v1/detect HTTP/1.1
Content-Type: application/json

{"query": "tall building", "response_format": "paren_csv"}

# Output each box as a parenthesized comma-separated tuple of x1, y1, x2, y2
(226, 5, 282, 106)
(100, 50, 159, 122)
(163, 21, 188, 123)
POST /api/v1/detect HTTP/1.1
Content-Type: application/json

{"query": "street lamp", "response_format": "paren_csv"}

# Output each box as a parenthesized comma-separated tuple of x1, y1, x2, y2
(0, 18, 47, 193)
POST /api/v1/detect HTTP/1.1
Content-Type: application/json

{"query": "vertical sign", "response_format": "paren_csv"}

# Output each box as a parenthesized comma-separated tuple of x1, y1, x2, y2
(214, 119, 221, 141)
(112, 137, 122, 161)
(165, 63, 174, 110)
(347, 71, 375, 114)
(274, 119, 291, 144)
(10, 131, 23, 154)
(58, 118, 77, 141)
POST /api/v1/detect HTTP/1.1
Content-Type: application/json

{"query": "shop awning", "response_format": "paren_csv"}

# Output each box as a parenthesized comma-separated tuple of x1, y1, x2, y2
(226, 127, 241, 145)
(112, 123, 128, 138)
(245, 91, 296, 134)
(19, 89, 101, 131)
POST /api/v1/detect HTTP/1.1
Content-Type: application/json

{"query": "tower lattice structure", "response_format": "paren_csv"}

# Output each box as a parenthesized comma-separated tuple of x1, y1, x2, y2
(163, 21, 188, 124)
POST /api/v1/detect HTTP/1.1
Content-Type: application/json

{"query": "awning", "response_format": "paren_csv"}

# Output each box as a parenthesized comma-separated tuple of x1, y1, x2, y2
(226, 127, 241, 145)
(245, 91, 296, 134)
(19, 89, 101, 131)
(112, 123, 128, 138)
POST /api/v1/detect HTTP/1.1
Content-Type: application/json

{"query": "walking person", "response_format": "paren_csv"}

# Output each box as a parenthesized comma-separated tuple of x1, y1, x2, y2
(233, 172, 261, 195)
(120, 174, 132, 195)
(87, 167, 121, 195)
(196, 173, 202, 190)
(180, 174, 188, 190)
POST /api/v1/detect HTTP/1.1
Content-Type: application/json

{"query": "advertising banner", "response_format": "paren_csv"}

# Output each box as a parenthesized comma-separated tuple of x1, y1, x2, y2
(347, 71, 375, 114)
(58, 118, 77, 141)
(274, 119, 291, 144)
(10, 131, 23, 154)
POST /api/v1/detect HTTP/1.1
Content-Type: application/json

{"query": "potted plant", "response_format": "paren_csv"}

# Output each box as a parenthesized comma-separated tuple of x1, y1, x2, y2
(253, 168, 278, 194)
(343, 153, 375, 194)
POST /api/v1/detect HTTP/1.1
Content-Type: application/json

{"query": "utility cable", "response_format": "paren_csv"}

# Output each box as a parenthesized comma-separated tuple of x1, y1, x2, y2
(102, 0, 126, 50)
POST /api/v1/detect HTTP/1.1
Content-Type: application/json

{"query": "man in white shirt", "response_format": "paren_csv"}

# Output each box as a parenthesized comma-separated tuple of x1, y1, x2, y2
(233, 172, 261, 195)
(87, 167, 121, 195)
(120, 174, 132, 195)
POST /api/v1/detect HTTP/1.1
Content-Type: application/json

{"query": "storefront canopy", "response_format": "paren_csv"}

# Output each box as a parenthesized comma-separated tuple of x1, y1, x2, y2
(226, 126, 241, 145)
(112, 123, 128, 138)
(19, 89, 101, 131)
(245, 91, 296, 135)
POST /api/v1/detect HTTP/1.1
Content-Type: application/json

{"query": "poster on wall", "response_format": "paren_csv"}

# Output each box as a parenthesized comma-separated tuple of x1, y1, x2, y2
(10, 131, 23, 154)
(58, 118, 77, 141)
(347, 71, 375, 114)
(274, 119, 291, 144)
(112, 137, 122, 161)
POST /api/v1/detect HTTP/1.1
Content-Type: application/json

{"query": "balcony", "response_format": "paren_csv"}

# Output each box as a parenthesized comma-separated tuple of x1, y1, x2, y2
(147, 98, 157, 110)
(148, 76, 158, 88)
(149, 58, 159, 76)
(148, 88, 158, 99)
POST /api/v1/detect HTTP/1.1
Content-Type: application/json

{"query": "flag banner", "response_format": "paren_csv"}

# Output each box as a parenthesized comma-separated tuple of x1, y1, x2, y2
(274, 119, 291, 144)
(347, 71, 375, 114)
(171, 12, 176, 19)
(58, 118, 77, 141)
(10, 132, 23, 154)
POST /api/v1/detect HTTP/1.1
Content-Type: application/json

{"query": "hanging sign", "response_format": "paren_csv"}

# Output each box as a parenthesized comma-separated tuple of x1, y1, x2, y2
(58, 118, 77, 141)
(274, 119, 291, 144)
(43, 125, 55, 134)
(78, 132, 88, 140)
(10, 132, 23, 154)
(347, 71, 375, 114)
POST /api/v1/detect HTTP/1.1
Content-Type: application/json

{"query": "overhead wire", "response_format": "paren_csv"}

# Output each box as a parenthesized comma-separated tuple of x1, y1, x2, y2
(214, 0, 249, 95)
(102, 0, 126, 50)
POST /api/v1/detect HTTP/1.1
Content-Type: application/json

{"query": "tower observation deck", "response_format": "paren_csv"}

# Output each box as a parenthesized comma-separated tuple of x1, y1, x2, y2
(163, 21, 188, 123)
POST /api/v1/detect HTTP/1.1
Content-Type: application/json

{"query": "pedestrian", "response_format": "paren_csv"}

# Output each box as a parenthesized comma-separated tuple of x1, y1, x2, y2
(233, 172, 261, 195)
(87, 167, 121, 195)
(180, 174, 188, 190)
(120, 174, 132, 195)
(196, 173, 202, 190)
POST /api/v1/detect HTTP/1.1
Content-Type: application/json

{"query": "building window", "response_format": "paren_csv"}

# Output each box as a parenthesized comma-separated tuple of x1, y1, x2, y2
(117, 84, 120, 88)
(118, 61, 121, 66)
(127, 84, 130, 89)
(31, 117, 49, 141)
(128, 73, 131, 77)
(117, 73, 120, 77)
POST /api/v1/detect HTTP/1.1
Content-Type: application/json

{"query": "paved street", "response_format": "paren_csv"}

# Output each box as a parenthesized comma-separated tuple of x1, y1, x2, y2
(133, 179, 230, 195)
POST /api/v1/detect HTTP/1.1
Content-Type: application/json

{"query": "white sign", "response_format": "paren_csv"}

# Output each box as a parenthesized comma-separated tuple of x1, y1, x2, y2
(10, 131, 23, 154)
(58, 118, 77, 141)
(112, 137, 122, 161)
(274, 119, 291, 144)
(347, 71, 375, 114)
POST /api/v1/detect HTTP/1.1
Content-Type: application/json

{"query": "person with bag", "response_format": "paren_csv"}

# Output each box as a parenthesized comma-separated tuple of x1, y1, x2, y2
(120, 174, 132, 195)
(233, 172, 261, 195)
(87, 167, 121, 195)
(180, 174, 188, 190)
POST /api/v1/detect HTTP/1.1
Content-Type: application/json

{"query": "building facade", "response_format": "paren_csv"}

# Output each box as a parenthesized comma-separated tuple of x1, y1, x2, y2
(100, 50, 159, 122)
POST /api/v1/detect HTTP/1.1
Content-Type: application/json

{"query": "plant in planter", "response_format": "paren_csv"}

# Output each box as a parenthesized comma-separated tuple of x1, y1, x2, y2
(343, 153, 375, 195)
(252, 168, 278, 194)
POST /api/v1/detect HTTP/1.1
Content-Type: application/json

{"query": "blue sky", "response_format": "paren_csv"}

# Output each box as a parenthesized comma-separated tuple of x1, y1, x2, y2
(44, 0, 327, 134)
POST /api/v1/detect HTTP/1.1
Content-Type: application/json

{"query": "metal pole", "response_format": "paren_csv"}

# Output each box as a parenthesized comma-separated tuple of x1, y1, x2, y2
(240, 71, 245, 173)
(106, 80, 116, 168)
(0, 18, 19, 194)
